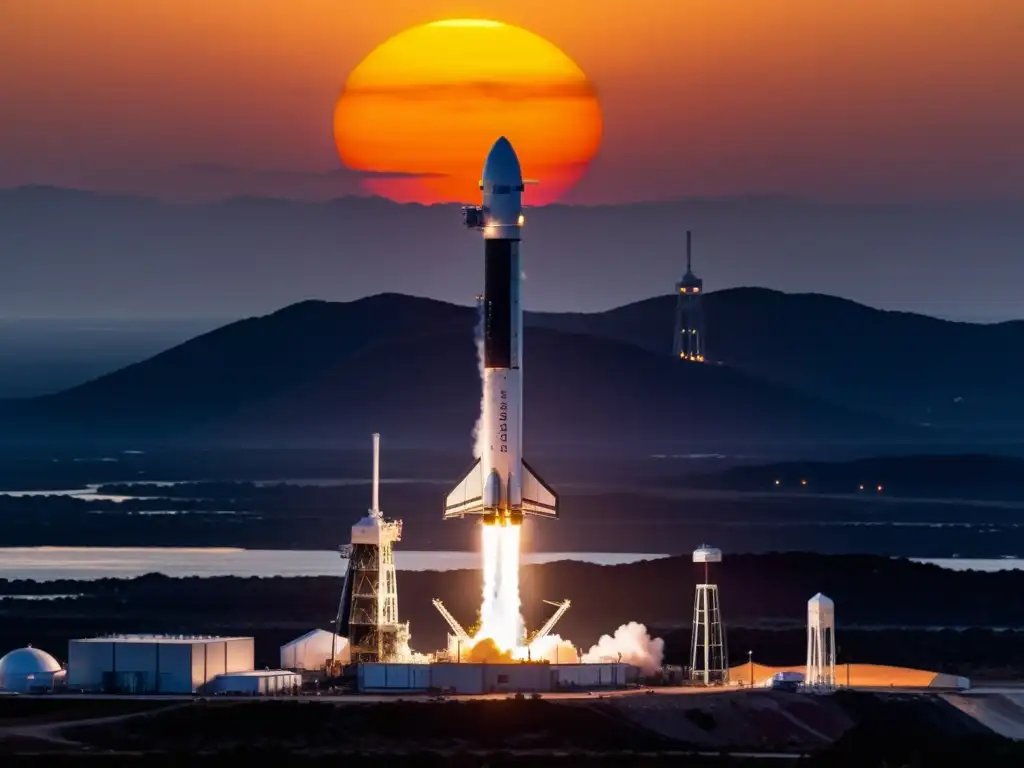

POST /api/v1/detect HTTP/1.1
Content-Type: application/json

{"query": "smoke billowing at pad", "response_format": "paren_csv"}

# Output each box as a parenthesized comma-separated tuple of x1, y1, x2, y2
(581, 622, 666, 674)
(458, 520, 665, 672)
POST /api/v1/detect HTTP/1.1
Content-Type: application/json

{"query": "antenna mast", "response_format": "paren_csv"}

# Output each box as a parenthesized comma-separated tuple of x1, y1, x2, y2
(371, 432, 381, 516)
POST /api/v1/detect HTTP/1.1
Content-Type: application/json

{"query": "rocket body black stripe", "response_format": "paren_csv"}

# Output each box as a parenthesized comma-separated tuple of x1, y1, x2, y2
(483, 239, 513, 369)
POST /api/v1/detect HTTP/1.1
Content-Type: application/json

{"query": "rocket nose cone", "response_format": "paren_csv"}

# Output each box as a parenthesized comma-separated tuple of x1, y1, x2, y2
(482, 136, 523, 186)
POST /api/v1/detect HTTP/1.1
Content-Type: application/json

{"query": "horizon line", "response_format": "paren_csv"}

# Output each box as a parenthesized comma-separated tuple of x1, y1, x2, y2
(2, 184, 1021, 211)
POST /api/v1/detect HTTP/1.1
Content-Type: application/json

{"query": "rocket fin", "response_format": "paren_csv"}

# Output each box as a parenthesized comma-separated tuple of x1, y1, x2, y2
(444, 459, 484, 519)
(521, 459, 558, 518)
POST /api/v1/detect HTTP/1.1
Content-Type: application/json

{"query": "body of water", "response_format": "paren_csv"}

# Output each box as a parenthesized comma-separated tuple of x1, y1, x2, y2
(0, 547, 1020, 582)
(0, 547, 669, 581)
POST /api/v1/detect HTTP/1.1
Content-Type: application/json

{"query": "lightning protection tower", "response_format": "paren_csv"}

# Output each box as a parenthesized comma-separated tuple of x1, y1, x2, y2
(335, 433, 405, 664)
(674, 230, 705, 362)
(806, 593, 837, 689)
(690, 545, 728, 684)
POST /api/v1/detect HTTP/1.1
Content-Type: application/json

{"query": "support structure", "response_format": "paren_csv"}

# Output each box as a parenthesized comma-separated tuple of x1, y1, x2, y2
(674, 230, 705, 362)
(432, 599, 471, 646)
(335, 433, 406, 664)
(690, 545, 728, 684)
(529, 599, 571, 647)
(806, 593, 837, 689)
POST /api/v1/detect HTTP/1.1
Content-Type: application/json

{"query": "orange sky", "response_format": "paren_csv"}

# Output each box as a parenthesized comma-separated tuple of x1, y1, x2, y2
(1, 0, 1022, 203)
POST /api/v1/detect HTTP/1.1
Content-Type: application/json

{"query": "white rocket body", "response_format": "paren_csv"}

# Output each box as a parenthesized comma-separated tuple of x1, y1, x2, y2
(444, 137, 558, 526)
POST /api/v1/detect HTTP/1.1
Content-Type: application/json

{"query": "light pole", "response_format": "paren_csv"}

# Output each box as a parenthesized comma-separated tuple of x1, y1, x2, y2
(748, 650, 753, 688)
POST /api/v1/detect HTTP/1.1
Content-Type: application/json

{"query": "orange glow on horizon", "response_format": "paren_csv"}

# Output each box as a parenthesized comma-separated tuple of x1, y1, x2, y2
(333, 19, 603, 204)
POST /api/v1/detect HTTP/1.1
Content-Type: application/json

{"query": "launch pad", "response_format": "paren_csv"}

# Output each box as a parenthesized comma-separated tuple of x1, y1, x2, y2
(432, 597, 572, 662)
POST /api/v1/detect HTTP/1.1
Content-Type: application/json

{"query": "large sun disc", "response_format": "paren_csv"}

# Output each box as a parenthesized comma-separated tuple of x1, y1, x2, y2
(333, 19, 603, 204)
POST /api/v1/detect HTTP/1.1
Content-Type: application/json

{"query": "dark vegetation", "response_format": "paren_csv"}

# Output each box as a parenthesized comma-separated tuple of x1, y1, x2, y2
(4, 695, 1024, 765)
(691, 453, 1024, 500)
(5, 457, 1024, 555)
(4, 555, 1024, 677)
(0, 697, 170, 726)
(0, 751, 785, 766)
(63, 699, 685, 752)
(819, 690, 1024, 766)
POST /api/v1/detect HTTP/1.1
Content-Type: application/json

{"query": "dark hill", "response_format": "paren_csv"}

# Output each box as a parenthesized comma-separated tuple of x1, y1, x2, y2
(531, 287, 1024, 429)
(0, 295, 900, 451)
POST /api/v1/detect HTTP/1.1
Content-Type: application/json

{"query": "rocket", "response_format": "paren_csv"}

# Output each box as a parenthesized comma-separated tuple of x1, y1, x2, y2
(444, 137, 558, 527)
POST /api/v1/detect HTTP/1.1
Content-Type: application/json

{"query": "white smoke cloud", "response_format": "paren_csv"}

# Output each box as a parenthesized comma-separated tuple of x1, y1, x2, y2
(582, 622, 665, 675)
(527, 634, 580, 664)
(472, 296, 485, 459)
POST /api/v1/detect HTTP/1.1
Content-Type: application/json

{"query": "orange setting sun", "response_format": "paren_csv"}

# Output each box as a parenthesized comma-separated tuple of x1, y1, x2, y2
(333, 19, 603, 205)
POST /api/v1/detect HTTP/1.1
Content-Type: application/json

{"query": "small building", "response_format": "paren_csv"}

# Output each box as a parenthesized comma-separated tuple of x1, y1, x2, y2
(280, 629, 349, 671)
(552, 663, 632, 689)
(68, 634, 254, 694)
(357, 662, 431, 692)
(357, 662, 633, 695)
(211, 670, 301, 695)
(0, 646, 66, 693)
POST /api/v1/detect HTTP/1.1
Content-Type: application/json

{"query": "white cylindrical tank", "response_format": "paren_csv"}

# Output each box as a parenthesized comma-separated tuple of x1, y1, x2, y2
(693, 545, 723, 563)
(0, 646, 65, 692)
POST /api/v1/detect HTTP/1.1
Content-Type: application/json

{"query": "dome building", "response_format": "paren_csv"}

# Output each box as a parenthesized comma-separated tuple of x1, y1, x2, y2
(0, 646, 66, 692)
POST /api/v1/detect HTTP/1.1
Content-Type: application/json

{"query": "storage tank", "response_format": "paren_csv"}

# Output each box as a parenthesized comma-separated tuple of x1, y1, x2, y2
(0, 646, 66, 692)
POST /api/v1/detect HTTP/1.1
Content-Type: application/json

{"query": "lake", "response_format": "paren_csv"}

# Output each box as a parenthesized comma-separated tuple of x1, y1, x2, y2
(0, 547, 1019, 581)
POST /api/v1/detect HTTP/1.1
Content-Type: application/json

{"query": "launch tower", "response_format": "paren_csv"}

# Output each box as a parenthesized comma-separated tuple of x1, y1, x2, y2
(336, 433, 407, 663)
(674, 230, 705, 362)
(806, 593, 837, 689)
(690, 545, 728, 684)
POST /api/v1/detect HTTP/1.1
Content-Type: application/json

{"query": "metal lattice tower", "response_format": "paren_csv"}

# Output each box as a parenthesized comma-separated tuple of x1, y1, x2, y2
(336, 433, 405, 663)
(690, 545, 728, 684)
(674, 230, 705, 362)
(806, 593, 837, 689)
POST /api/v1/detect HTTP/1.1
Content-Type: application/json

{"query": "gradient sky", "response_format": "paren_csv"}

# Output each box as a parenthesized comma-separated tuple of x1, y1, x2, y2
(2, 0, 1022, 205)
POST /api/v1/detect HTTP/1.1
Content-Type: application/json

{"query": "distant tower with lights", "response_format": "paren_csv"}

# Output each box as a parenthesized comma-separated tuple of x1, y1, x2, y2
(806, 593, 837, 689)
(674, 230, 705, 362)
(690, 545, 728, 684)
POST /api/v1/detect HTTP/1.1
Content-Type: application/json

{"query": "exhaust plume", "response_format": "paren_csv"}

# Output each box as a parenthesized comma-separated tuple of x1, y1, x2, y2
(582, 622, 665, 675)
(472, 295, 485, 459)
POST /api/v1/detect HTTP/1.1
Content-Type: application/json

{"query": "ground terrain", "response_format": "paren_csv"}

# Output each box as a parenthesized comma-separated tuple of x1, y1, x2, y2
(1, 690, 1023, 764)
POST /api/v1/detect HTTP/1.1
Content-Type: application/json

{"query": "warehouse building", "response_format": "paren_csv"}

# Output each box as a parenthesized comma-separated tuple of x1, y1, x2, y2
(357, 662, 634, 694)
(68, 634, 254, 694)
(210, 670, 302, 695)
(280, 629, 349, 671)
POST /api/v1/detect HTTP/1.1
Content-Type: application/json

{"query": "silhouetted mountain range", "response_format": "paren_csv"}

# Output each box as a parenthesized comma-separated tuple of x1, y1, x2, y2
(2, 186, 1022, 320)
(534, 289, 1024, 429)
(4, 287, 1024, 449)
(0, 293, 903, 450)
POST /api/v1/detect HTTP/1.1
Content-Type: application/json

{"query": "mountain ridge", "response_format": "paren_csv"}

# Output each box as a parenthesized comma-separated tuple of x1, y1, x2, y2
(3, 185, 1021, 320)
(0, 292, 906, 451)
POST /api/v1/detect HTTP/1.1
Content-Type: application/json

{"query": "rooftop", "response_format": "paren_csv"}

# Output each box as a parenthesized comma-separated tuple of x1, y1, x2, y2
(73, 634, 251, 644)
(215, 670, 299, 678)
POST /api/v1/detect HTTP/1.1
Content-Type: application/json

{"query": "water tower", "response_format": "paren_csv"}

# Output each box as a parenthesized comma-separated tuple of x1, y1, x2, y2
(806, 593, 837, 689)
(690, 545, 728, 684)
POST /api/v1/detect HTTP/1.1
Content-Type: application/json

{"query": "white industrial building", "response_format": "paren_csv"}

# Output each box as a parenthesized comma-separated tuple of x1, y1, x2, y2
(280, 629, 349, 671)
(68, 635, 254, 694)
(0, 646, 66, 693)
(357, 662, 634, 695)
(210, 670, 302, 695)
